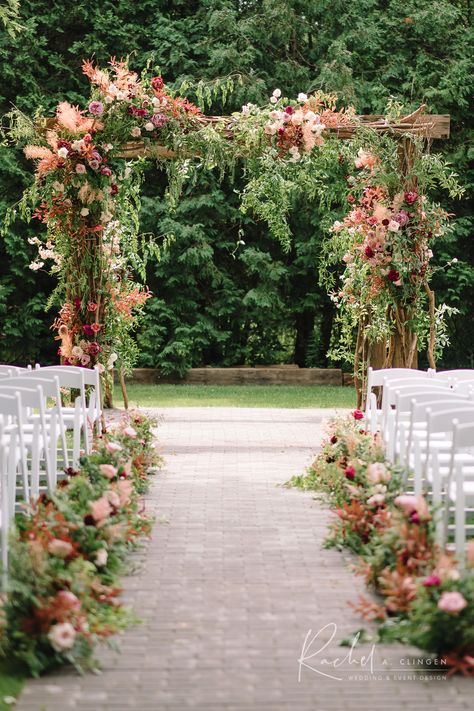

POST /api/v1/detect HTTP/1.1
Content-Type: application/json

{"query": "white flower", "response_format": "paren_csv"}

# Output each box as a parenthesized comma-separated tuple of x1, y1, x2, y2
(80, 207, 89, 217)
(71, 140, 84, 152)
(29, 261, 44, 271)
(107, 352, 118, 368)
(48, 622, 76, 652)
(102, 143, 114, 152)
(297, 92, 308, 102)
(269, 96, 278, 104)
(95, 549, 108, 567)
(130, 127, 141, 138)
(105, 95, 114, 104)
(57, 147, 68, 159)
(451, 257, 458, 264)
(124, 167, 132, 179)
(52, 181, 64, 192)
(152, 96, 161, 107)
(71, 346, 83, 358)
(100, 211, 113, 223)
(144, 122, 155, 131)
(272, 88, 281, 98)
(388, 220, 400, 232)
(241, 104, 251, 116)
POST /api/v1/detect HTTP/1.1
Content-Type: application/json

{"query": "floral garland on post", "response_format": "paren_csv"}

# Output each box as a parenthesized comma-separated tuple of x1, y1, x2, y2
(289, 414, 474, 676)
(4, 59, 462, 400)
(0, 410, 161, 676)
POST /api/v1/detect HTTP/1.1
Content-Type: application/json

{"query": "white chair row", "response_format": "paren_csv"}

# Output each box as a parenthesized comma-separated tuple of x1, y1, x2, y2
(364, 367, 474, 434)
(0, 363, 103, 589)
(366, 368, 474, 568)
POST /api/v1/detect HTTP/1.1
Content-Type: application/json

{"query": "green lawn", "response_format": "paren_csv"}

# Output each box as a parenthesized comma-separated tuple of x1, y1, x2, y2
(113, 384, 356, 409)
(0, 661, 25, 710)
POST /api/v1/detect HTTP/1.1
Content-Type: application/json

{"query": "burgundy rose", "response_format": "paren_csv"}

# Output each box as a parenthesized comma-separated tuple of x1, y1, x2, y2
(347, 194, 355, 204)
(284, 105, 294, 115)
(82, 324, 94, 337)
(410, 511, 421, 524)
(352, 409, 364, 420)
(74, 297, 82, 309)
(278, 127, 285, 135)
(110, 184, 119, 195)
(345, 466, 356, 480)
(404, 191, 418, 205)
(330, 435, 338, 444)
(57, 139, 71, 151)
(128, 106, 148, 118)
(88, 342, 101, 356)
(388, 269, 400, 283)
(381, 218, 390, 226)
(364, 246, 374, 259)
(151, 76, 165, 91)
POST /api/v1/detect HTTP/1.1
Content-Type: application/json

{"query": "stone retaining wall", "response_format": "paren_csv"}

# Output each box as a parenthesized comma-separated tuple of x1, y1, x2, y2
(119, 366, 347, 386)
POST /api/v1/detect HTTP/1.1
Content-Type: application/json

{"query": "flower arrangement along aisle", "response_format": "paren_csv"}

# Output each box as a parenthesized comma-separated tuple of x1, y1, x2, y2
(289, 413, 474, 677)
(0, 410, 161, 676)
(3, 58, 463, 398)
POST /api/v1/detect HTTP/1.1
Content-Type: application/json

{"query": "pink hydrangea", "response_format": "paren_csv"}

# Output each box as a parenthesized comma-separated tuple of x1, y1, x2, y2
(123, 426, 137, 438)
(106, 441, 123, 453)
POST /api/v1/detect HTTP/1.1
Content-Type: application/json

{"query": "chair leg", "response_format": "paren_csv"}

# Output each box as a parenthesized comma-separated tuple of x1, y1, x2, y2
(454, 461, 466, 570)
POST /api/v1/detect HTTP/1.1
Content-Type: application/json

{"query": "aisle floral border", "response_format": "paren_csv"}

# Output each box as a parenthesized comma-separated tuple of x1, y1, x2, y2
(0, 410, 161, 676)
(289, 413, 474, 677)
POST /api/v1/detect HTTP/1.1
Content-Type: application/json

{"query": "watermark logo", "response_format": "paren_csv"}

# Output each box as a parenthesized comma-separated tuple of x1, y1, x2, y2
(297, 623, 447, 682)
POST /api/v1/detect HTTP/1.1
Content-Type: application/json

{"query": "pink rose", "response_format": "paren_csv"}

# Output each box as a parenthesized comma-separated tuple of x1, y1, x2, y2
(90, 495, 112, 524)
(107, 489, 121, 509)
(75, 163, 86, 174)
(89, 159, 100, 170)
(56, 590, 81, 611)
(101, 166, 112, 177)
(47, 539, 73, 558)
(116, 479, 133, 506)
(99, 464, 118, 480)
(437, 591, 468, 614)
(366, 462, 391, 485)
(123, 426, 137, 438)
(394, 494, 418, 514)
(106, 441, 123, 453)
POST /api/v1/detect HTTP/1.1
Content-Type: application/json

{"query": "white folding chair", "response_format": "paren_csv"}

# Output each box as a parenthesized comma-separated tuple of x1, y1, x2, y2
(443, 421, 474, 567)
(382, 381, 451, 451)
(434, 369, 474, 382)
(394, 391, 469, 468)
(0, 384, 56, 496)
(6, 375, 70, 471)
(364, 367, 433, 433)
(36, 365, 102, 441)
(0, 415, 20, 591)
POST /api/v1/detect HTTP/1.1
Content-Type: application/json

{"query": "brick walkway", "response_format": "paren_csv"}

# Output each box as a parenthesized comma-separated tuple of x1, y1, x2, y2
(18, 407, 471, 710)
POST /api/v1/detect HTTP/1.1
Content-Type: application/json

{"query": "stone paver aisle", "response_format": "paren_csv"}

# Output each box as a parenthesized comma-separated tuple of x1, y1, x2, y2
(18, 407, 471, 710)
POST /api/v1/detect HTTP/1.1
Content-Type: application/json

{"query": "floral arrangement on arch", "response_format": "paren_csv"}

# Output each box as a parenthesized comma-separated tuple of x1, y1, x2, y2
(289, 413, 474, 676)
(6, 57, 463, 387)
